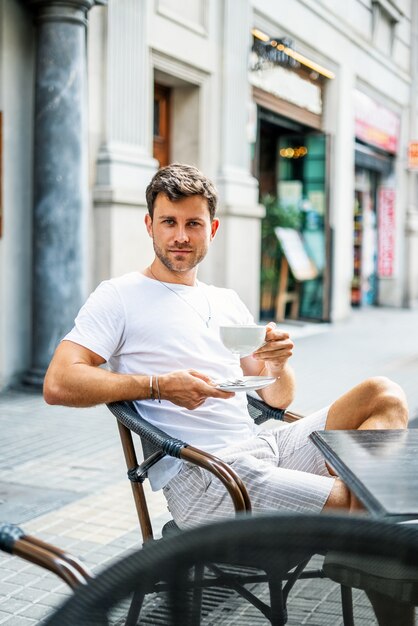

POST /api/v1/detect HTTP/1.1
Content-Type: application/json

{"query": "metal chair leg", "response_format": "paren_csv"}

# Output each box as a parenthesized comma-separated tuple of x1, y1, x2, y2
(341, 585, 355, 626)
(125, 589, 145, 626)
(190, 563, 204, 626)
(268, 575, 287, 626)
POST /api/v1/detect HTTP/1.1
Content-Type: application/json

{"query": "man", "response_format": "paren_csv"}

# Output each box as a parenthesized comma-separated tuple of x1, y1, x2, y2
(44, 163, 408, 529)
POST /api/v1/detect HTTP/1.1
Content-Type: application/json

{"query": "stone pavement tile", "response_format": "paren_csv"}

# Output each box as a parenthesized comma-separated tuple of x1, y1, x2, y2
(57, 539, 98, 555)
(293, 584, 336, 601)
(294, 597, 345, 617)
(0, 571, 16, 584)
(109, 531, 142, 548)
(288, 613, 342, 626)
(0, 562, 31, 575)
(2, 575, 40, 589)
(0, 616, 36, 625)
(18, 603, 53, 621)
(24, 482, 138, 538)
(0, 450, 123, 494)
(0, 583, 21, 598)
(33, 591, 68, 609)
(26, 578, 63, 593)
(6, 588, 51, 604)
(0, 599, 29, 615)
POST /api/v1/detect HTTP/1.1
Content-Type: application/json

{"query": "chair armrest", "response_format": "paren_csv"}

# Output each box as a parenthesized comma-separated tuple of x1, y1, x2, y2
(107, 401, 185, 456)
(181, 446, 251, 512)
(107, 401, 251, 514)
(0, 523, 92, 589)
(247, 394, 304, 424)
(283, 409, 304, 423)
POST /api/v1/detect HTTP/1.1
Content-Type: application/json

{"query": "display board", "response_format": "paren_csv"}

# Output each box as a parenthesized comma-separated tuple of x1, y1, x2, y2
(275, 227, 318, 281)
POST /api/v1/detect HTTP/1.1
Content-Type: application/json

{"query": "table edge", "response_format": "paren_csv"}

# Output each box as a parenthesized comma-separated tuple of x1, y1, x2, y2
(309, 431, 387, 517)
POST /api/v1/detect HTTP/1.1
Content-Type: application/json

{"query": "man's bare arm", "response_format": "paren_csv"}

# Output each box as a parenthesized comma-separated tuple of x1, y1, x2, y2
(44, 340, 234, 409)
(44, 341, 152, 407)
(256, 363, 296, 408)
(240, 323, 296, 409)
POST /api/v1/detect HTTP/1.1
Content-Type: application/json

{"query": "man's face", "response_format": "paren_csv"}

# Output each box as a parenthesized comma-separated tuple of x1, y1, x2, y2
(145, 193, 219, 273)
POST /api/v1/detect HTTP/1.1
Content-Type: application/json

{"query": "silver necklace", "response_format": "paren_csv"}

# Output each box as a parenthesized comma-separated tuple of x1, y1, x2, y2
(148, 267, 212, 327)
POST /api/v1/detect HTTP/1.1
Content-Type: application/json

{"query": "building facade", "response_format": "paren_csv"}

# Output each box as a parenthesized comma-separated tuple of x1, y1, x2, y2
(0, 0, 417, 389)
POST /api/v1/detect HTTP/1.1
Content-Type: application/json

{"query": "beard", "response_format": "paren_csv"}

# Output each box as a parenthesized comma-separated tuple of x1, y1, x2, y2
(152, 239, 208, 273)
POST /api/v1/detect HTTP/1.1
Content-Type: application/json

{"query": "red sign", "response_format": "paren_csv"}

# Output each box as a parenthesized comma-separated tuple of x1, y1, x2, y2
(354, 90, 400, 154)
(378, 188, 395, 278)
(408, 142, 418, 169)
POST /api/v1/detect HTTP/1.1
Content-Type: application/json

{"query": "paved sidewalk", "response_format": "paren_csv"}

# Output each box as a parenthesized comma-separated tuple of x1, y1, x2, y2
(0, 306, 417, 624)
(284, 305, 418, 420)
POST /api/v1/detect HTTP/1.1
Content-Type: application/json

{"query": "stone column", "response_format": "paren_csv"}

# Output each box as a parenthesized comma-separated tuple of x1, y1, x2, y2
(214, 0, 264, 316)
(93, 0, 157, 283)
(25, 0, 101, 386)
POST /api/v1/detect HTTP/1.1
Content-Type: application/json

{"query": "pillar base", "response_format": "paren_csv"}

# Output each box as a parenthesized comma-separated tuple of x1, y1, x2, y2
(21, 367, 46, 390)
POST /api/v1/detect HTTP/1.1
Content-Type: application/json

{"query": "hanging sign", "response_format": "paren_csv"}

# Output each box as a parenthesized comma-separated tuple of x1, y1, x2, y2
(354, 90, 400, 154)
(408, 141, 418, 169)
(377, 188, 396, 278)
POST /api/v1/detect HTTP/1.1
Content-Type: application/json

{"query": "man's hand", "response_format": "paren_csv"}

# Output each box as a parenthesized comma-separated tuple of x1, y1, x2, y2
(158, 369, 235, 410)
(251, 322, 294, 376)
(239, 323, 295, 409)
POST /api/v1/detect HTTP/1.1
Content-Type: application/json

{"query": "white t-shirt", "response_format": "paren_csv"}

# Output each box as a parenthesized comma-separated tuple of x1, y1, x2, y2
(64, 272, 260, 489)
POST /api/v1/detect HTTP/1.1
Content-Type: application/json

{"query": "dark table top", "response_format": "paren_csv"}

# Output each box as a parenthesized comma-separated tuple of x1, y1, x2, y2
(310, 429, 418, 520)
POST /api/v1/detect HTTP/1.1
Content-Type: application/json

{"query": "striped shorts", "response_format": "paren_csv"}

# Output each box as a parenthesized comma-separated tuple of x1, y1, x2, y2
(163, 406, 334, 529)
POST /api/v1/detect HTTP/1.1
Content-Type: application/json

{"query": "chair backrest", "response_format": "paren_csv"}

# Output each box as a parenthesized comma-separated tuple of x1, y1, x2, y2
(44, 513, 418, 626)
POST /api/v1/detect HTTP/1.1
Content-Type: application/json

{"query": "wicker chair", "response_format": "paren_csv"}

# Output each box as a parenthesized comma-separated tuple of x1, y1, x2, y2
(105, 395, 320, 624)
(106, 394, 301, 542)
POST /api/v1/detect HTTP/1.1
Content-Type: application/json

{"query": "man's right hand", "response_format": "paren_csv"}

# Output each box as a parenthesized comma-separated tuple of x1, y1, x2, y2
(158, 369, 235, 410)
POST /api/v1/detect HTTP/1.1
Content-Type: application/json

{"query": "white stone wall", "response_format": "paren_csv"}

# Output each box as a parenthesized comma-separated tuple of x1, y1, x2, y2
(0, 0, 34, 389)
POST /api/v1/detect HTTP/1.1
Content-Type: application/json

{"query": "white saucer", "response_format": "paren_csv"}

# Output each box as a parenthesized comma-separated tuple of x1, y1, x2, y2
(215, 376, 276, 392)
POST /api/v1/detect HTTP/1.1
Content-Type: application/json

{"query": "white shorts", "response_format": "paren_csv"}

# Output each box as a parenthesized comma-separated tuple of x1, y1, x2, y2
(163, 407, 335, 529)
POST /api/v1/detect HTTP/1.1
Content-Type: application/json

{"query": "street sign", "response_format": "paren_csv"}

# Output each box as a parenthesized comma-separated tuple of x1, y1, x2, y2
(378, 187, 395, 278)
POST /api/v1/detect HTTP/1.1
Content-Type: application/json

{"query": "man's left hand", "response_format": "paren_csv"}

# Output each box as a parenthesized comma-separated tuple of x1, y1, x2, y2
(251, 322, 294, 375)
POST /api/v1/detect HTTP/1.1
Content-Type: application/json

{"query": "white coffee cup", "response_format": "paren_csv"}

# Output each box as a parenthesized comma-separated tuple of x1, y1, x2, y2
(219, 324, 266, 357)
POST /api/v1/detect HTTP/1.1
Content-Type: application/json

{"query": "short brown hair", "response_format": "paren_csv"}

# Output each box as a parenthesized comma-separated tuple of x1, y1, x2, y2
(145, 163, 218, 220)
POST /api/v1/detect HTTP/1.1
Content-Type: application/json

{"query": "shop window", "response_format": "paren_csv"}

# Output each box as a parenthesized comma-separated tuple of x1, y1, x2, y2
(259, 127, 330, 322)
(352, 168, 380, 307)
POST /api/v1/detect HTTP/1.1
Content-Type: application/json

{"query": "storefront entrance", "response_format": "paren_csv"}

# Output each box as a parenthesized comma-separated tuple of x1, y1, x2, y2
(352, 168, 380, 306)
(351, 142, 394, 308)
(255, 109, 330, 322)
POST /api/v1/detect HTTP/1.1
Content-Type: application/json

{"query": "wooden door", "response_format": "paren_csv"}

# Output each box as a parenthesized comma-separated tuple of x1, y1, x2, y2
(153, 84, 171, 167)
